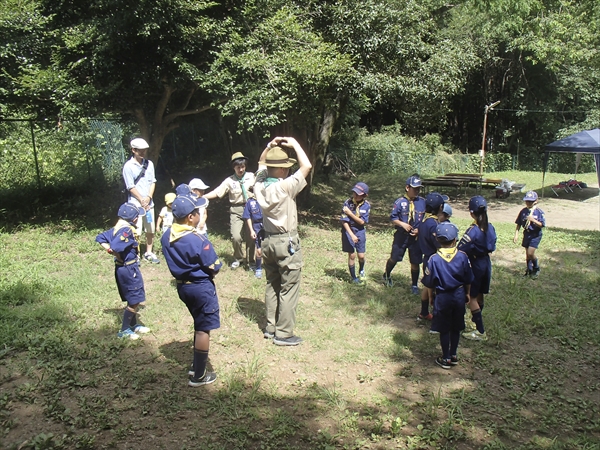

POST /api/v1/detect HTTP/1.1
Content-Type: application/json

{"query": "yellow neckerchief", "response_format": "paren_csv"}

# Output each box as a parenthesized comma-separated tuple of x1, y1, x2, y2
(423, 212, 438, 222)
(113, 219, 137, 239)
(352, 197, 365, 209)
(525, 204, 537, 229)
(404, 194, 415, 222)
(437, 246, 458, 262)
(169, 223, 196, 243)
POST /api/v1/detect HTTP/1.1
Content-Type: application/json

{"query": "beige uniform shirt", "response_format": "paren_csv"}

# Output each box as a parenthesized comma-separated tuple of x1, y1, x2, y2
(254, 169, 307, 234)
(207, 172, 255, 205)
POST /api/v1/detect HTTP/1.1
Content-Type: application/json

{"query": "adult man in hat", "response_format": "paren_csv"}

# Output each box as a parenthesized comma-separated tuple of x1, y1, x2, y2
(204, 152, 255, 269)
(254, 137, 312, 346)
(122, 138, 160, 264)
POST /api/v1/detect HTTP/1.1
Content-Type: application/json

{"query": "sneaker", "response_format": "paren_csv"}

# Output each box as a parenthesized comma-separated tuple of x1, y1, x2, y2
(449, 356, 459, 366)
(263, 329, 275, 339)
(417, 313, 433, 321)
(382, 274, 394, 287)
(531, 268, 540, 279)
(462, 330, 488, 341)
(273, 335, 303, 346)
(352, 278, 366, 286)
(428, 329, 439, 334)
(144, 252, 160, 264)
(188, 371, 217, 387)
(435, 356, 451, 369)
(230, 260, 241, 270)
(132, 325, 150, 334)
(117, 329, 140, 340)
(359, 270, 366, 281)
(522, 269, 531, 277)
(188, 364, 195, 376)
(411, 285, 419, 295)
(255, 268, 262, 279)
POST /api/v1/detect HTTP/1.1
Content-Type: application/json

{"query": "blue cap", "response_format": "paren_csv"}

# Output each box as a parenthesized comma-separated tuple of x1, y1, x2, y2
(118, 202, 145, 221)
(442, 203, 453, 216)
(523, 191, 538, 201)
(436, 222, 459, 241)
(172, 195, 200, 219)
(352, 182, 369, 196)
(406, 176, 422, 188)
(469, 195, 487, 212)
(426, 192, 444, 211)
(175, 184, 192, 196)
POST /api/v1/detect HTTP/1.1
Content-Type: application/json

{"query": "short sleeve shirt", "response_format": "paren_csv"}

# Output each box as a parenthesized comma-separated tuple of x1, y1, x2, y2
(515, 207, 545, 233)
(207, 172, 255, 205)
(340, 198, 370, 232)
(423, 249, 474, 292)
(161, 230, 222, 281)
(458, 223, 497, 258)
(254, 169, 307, 234)
(123, 157, 156, 208)
(390, 196, 426, 230)
(95, 221, 140, 263)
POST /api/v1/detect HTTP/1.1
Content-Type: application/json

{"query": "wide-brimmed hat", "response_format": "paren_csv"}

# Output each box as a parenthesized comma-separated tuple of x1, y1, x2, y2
(231, 152, 248, 166)
(118, 202, 145, 221)
(264, 146, 297, 168)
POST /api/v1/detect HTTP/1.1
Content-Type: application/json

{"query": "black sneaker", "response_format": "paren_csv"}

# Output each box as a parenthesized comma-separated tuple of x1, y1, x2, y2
(522, 269, 531, 277)
(273, 335, 303, 346)
(188, 371, 217, 387)
(263, 330, 275, 339)
(531, 268, 540, 279)
(435, 356, 451, 369)
(449, 356, 459, 366)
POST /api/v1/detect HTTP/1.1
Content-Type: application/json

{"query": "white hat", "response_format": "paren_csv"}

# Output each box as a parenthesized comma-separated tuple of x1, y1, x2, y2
(130, 138, 149, 149)
(189, 178, 209, 190)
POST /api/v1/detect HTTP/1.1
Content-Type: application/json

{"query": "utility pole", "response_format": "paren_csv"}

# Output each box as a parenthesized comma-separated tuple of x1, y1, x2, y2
(480, 100, 501, 176)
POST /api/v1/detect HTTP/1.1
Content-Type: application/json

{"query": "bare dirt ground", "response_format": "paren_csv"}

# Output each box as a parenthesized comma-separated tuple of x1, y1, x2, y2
(450, 184, 600, 230)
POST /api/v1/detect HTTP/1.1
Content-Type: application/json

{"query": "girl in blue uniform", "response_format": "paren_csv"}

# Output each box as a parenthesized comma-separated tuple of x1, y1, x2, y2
(96, 203, 150, 340)
(457, 196, 497, 341)
(514, 191, 545, 279)
(423, 222, 473, 369)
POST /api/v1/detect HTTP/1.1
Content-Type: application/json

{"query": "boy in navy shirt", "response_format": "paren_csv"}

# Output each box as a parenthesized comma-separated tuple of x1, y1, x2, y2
(161, 195, 223, 387)
(242, 195, 265, 278)
(514, 191, 545, 279)
(96, 202, 151, 340)
(341, 182, 371, 285)
(423, 222, 474, 369)
(383, 176, 426, 293)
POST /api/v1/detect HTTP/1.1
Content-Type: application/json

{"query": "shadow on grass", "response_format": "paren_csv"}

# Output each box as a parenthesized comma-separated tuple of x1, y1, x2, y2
(236, 296, 267, 331)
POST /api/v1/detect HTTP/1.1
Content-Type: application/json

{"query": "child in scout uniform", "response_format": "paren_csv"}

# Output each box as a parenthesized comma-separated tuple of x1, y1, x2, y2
(189, 178, 210, 236)
(340, 182, 371, 285)
(96, 202, 151, 340)
(242, 194, 265, 279)
(204, 153, 255, 269)
(458, 196, 497, 341)
(161, 194, 223, 387)
(417, 192, 445, 321)
(156, 192, 176, 233)
(383, 176, 426, 293)
(423, 222, 474, 369)
(514, 191, 545, 279)
(438, 203, 452, 223)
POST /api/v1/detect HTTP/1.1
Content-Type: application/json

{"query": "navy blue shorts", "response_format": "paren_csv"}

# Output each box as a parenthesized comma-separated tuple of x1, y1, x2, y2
(469, 256, 492, 297)
(432, 287, 466, 333)
(115, 263, 146, 305)
(342, 229, 366, 254)
(177, 280, 220, 331)
(522, 232, 542, 249)
(390, 231, 422, 264)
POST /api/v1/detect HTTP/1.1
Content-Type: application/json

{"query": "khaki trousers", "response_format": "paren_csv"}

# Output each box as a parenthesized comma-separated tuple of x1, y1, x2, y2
(262, 233, 303, 338)
(230, 205, 255, 264)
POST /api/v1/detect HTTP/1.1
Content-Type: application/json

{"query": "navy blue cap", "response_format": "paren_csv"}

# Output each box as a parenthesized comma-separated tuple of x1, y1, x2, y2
(172, 195, 199, 219)
(352, 182, 369, 196)
(175, 184, 192, 196)
(118, 202, 145, 221)
(523, 190, 538, 201)
(436, 222, 459, 241)
(426, 192, 444, 211)
(469, 195, 487, 212)
(406, 176, 423, 188)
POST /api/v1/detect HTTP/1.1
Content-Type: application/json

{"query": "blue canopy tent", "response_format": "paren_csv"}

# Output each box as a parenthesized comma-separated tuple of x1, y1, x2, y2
(542, 128, 600, 197)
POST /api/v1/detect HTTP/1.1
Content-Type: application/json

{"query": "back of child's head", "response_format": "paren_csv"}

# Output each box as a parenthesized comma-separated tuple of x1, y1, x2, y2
(440, 203, 453, 221)
(425, 192, 444, 213)
(469, 195, 489, 232)
(118, 202, 144, 222)
(165, 193, 176, 207)
(435, 222, 458, 246)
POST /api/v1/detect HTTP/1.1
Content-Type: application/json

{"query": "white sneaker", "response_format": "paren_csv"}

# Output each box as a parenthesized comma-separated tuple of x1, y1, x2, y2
(230, 260, 241, 269)
(144, 252, 160, 264)
(132, 325, 150, 334)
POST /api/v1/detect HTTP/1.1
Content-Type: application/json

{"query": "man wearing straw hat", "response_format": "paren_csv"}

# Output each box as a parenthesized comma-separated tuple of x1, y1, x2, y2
(254, 137, 312, 346)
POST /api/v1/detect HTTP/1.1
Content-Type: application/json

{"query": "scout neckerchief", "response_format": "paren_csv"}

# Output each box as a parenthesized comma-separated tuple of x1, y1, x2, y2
(423, 212, 438, 222)
(347, 198, 365, 223)
(525, 204, 537, 229)
(169, 223, 196, 243)
(234, 172, 248, 201)
(404, 194, 416, 223)
(114, 219, 138, 239)
(264, 177, 280, 188)
(437, 246, 458, 262)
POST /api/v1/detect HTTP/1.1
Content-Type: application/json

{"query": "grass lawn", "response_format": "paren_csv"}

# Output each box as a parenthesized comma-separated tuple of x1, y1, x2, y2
(1, 171, 599, 450)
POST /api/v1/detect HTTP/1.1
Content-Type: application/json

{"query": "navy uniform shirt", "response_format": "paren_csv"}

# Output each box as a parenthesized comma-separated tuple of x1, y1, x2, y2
(242, 198, 264, 233)
(161, 226, 222, 281)
(418, 215, 440, 258)
(423, 247, 474, 293)
(95, 220, 140, 264)
(341, 198, 371, 231)
(458, 223, 497, 259)
(515, 207, 545, 236)
(390, 196, 426, 231)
